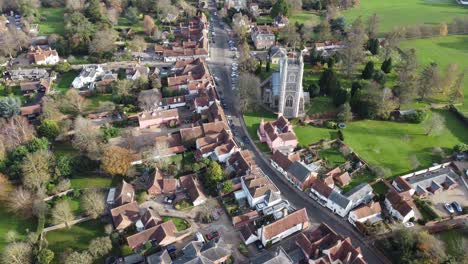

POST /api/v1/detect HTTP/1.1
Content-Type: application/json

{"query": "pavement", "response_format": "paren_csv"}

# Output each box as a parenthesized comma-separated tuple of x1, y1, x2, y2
(206, 7, 389, 264)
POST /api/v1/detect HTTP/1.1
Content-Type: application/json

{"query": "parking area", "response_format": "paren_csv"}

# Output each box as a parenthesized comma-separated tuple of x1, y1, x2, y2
(427, 178, 468, 217)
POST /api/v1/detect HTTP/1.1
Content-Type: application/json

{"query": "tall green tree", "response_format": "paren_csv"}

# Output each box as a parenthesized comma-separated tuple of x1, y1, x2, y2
(271, 0, 289, 17)
(0, 96, 21, 119)
(381, 57, 392, 73)
(418, 63, 441, 100)
(85, 0, 103, 22)
(361, 61, 375, 79)
(319, 68, 340, 96)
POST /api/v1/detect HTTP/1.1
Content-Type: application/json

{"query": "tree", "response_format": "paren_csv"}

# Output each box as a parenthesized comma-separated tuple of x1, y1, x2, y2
(232, 13, 249, 43)
(0, 96, 21, 119)
(206, 161, 223, 189)
(361, 61, 374, 79)
(366, 13, 380, 39)
(333, 89, 348, 106)
(0, 173, 13, 202)
(128, 35, 147, 55)
(2, 242, 32, 264)
(81, 190, 105, 219)
(64, 89, 88, 115)
(38, 119, 60, 140)
(64, 251, 93, 264)
(157, 0, 179, 24)
(237, 73, 261, 113)
(126, 7, 139, 24)
(85, 0, 103, 22)
(418, 62, 441, 100)
(340, 17, 368, 78)
(372, 70, 386, 85)
(282, 24, 301, 47)
(448, 71, 465, 104)
(21, 150, 53, 191)
(88, 237, 112, 258)
(101, 146, 133, 176)
(7, 187, 34, 219)
(72, 116, 103, 159)
(89, 29, 118, 56)
(288, 0, 303, 11)
(381, 57, 392, 74)
(64, 12, 95, 51)
(36, 248, 54, 264)
(319, 68, 340, 96)
(41, 96, 62, 122)
(424, 112, 445, 136)
(308, 83, 320, 97)
(439, 23, 448, 36)
(222, 180, 233, 193)
(271, 0, 289, 17)
(337, 102, 352, 122)
(396, 49, 418, 104)
(143, 15, 155, 35)
(52, 200, 74, 228)
(368, 38, 379, 55)
(138, 89, 161, 112)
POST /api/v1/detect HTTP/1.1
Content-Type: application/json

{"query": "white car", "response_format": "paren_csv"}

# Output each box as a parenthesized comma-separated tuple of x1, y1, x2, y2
(444, 203, 455, 214)
(404, 222, 414, 228)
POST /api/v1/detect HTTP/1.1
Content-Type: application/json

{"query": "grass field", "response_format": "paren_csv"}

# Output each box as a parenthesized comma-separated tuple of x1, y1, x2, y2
(0, 205, 35, 252)
(40, 8, 65, 35)
(45, 220, 106, 259)
(319, 148, 346, 168)
(343, 0, 468, 34)
(162, 216, 190, 231)
(400, 35, 468, 112)
(70, 174, 117, 189)
(307, 97, 337, 115)
(289, 11, 321, 27)
(55, 71, 79, 94)
(294, 125, 336, 146)
(343, 110, 468, 176)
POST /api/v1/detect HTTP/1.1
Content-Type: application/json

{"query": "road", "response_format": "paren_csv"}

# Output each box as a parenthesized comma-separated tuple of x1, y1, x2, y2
(206, 8, 389, 264)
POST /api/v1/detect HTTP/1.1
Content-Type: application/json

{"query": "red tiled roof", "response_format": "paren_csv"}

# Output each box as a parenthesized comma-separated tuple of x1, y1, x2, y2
(386, 190, 414, 217)
(350, 202, 382, 220)
(126, 221, 177, 249)
(311, 179, 333, 198)
(262, 208, 309, 240)
(110, 201, 140, 230)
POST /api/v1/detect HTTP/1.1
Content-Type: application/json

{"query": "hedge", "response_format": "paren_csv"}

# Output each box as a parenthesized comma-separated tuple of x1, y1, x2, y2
(414, 198, 439, 221)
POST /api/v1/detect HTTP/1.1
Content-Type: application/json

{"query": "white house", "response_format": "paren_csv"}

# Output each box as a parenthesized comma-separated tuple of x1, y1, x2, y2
(72, 65, 105, 89)
(348, 202, 382, 226)
(241, 169, 282, 209)
(326, 191, 352, 218)
(345, 183, 375, 210)
(126, 65, 149, 80)
(258, 208, 309, 246)
(385, 190, 415, 223)
(211, 139, 239, 163)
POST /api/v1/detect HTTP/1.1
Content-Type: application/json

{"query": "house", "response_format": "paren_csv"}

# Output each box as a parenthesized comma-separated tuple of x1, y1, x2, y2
(110, 201, 141, 230)
(71, 65, 105, 89)
(286, 161, 319, 190)
(147, 169, 179, 196)
(138, 109, 179, 129)
(404, 167, 458, 197)
(385, 190, 415, 223)
(160, 95, 186, 110)
(270, 150, 301, 176)
(348, 202, 382, 226)
(195, 129, 238, 162)
(251, 26, 275, 50)
(126, 65, 149, 80)
(180, 125, 204, 148)
(146, 250, 172, 264)
(250, 247, 294, 264)
(226, 150, 257, 178)
(313, 41, 345, 52)
(327, 190, 353, 217)
(20, 104, 42, 120)
(180, 174, 207, 206)
(273, 15, 288, 28)
(10, 68, 49, 81)
(241, 168, 281, 209)
(324, 167, 351, 187)
(27, 46, 59, 65)
(154, 133, 187, 157)
(20, 79, 51, 94)
(114, 180, 135, 205)
(95, 72, 118, 88)
(344, 183, 374, 210)
(172, 238, 231, 264)
(392, 176, 415, 196)
(258, 208, 309, 246)
(232, 210, 260, 228)
(239, 223, 259, 245)
(258, 115, 298, 153)
(296, 223, 367, 263)
(126, 221, 178, 249)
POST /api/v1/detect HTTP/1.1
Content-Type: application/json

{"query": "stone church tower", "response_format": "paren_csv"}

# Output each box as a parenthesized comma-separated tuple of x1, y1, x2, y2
(277, 49, 305, 118)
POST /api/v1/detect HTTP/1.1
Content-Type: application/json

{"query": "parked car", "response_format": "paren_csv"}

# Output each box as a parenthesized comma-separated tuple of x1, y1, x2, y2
(206, 231, 219, 241)
(444, 203, 455, 214)
(164, 194, 176, 204)
(451, 201, 462, 213)
(255, 241, 264, 251)
(404, 222, 415, 228)
(195, 232, 205, 243)
(167, 245, 177, 253)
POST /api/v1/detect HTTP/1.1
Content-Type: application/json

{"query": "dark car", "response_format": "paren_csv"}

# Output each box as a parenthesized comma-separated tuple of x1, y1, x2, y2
(255, 241, 264, 251)
(206, 231, 219, 241)
(167, 245, 177, 253)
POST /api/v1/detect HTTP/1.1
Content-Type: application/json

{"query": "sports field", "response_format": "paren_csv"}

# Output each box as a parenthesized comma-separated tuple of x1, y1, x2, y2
(343, 0, 468, 34)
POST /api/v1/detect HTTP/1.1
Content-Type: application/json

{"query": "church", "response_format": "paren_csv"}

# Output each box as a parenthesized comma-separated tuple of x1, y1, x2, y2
(263, 48, 306, 118)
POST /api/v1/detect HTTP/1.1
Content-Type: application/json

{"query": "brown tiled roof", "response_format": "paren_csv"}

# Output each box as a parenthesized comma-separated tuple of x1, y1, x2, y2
(138, 109, 179, 121)
(202, 121, 229, 135)
(162, 178, 178, 193)
(386, 190, 414, 217)
(20, 104, 42, 116)
(262, 208, 309, 240)
(394, 176, 413, 192)
(232, 210, 260, 227)
(20, 81, 40, 91)
(126, 221, 177, 249)
(227, 150, 257, 177)
(325, 167, 342, 178)
(180, 174, 206, 204)
(239, 223, 257, 241)
(333, 172, 351, 187)
(350, 202, 382, 220)
(110, 201, 140, 230)
(148, 169, 163, 195)
(28, 46, 58, 63)
(180, 125, 204, 144)
(154, 133, 186, 155)
(243, 169, 279, 198)
(271, 150, 300, 171)
(116, 180, 135, 205)
(323, 175, 335, 187)
(141, 209, 161, 228)
(311, 179, 333, 198)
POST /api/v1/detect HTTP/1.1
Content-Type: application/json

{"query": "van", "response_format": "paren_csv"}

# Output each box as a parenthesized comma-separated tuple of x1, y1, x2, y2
(195, 232, 205, 243)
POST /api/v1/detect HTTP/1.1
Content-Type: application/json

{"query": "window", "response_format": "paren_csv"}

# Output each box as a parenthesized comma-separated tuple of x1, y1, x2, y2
(288, 74, 296, 82)
(286, 96, 293, 107)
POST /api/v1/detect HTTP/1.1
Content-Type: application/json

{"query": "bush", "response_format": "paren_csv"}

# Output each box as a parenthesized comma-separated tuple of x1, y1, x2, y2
(238, 243, 249, 257)
(402, 110, 427, 123)
(175, 199, 193, 210)
(454, 143, 468, 153)
(38, 119, 60, 141)
(325, 120, 337, 129)
(414, 198, 439, 221)
(337, 130, 344, 141)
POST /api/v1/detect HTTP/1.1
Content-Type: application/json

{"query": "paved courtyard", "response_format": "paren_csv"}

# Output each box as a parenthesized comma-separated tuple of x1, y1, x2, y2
(427, 178, 468, 217)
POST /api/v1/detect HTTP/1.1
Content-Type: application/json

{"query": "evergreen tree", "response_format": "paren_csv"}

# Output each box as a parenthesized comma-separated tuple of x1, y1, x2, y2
(319, 68, 340, 96)
(351, 81, 362, 98)
(308, 83, 320, 98)
(333, 89, 348, 106)
(361, 61, 375, 80)
(368, 38, 380, 55)
(373, 70, 386, 85)
(271, 0, 289, 18)
(381, 57, 392, 73)
(86, 0, 103, 23)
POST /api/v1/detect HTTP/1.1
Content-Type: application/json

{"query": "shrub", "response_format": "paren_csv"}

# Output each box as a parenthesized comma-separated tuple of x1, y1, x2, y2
(325, 120, 337, 129)
(454, 143, 468, 153)
(38, 119, 60, 141)
(402, 110, 427, 123)
(337, 130, 344, 141)
(414, 198, 439, 221)
(175, 199, 193, 210)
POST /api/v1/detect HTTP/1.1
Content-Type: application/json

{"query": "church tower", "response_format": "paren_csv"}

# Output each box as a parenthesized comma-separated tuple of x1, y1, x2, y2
(277, 49, 305, 118)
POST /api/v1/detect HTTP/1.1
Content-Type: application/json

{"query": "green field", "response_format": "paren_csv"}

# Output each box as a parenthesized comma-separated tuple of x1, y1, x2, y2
(294, 125, 336, 146)
(55, 71, 79, 94)
(0, 205, 35, 252)
(70, 174, 116, 189)
(319, 148, 346, 168)
(40, 8, 65, 35)
(289, 11, 321, 27)
(45, 220, 106, 257)
(343, 0, 468, 34)
(162, 216, 190, 231)
(400, 35, 468, 112)
(343, 110, 468, 176)
(307, 97, 337, 115)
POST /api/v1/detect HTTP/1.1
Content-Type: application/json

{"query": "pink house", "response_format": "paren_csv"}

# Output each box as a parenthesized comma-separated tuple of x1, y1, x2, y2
(257, 115, 298, 153)
(138, 109, 179, 129)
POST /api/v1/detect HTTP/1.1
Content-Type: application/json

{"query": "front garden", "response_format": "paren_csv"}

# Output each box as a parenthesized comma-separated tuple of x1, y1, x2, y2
(161, 216, 190, 232)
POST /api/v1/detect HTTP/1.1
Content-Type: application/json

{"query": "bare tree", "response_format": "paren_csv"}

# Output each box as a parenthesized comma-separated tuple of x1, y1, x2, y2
(143, 15, 155, 35)
(65, 0, 86, 11)
(232, 13, 249, 43)
(0, 173, 13, 202)
(237, 73, 261, 113)
(158, 0, 179, 24)
(106, 7, 120, 25)
(52, 200, 75, 228)
(340, 17, 367, 78)
(81, 190, 105, 219)
(282, 24, 301, 47)
(0, 116, 35, 152)
(424, 112, 445, 136)
(21, 150, 53, 191)
(88, 237, 112, 258)
(128, 35, 147, 53)
(89, 29, 117, 54)
(41, 96, 63, 121)
(72, 116, 103, 159)
(138, 89, 161, 112)
(418, 63, 441, 100)
(64, 251, 93, 264)
(409, 155, 420, 170)
(1, 242, 32, 264)
(367, 13, 380, 39)
(396, 48, 418, 105)
(289, 0, 302, 12)
(64, 89, 88, 114)
(7, 187, 34, 219)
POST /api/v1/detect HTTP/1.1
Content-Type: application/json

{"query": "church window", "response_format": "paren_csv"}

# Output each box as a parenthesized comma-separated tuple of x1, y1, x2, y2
(286, 96, 293, 107)
(288, 74, 296, 82)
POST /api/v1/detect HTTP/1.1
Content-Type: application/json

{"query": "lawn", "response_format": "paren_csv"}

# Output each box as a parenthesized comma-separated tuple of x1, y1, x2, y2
(0, 204, 35, 252)
(162, 216, 190, 231)
(319, 147, 346, 168)
(342, 110, 468, 176)
(400, 35, 468, 112)
(39, 8, 65, 35)
(342, 169, 377, 193)
(70, 174, 116, 189)
(294, 125, 337, 146)
(244, 110, 276, 152)
(307, 97, 337, 115)
(115, 16, 144, 33)
(45, 220, 106, 259)
(343, 0, 468, 34)
(289, 11, 321, 27)
(86, 93, 114, 111)
(55, 71, 79, 94)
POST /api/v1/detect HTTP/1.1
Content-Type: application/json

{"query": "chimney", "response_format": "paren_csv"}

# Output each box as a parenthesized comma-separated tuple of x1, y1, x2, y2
(282, 207, 288, 217)
(345, 251, 352, 263)
(314, 248, 320, 258)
